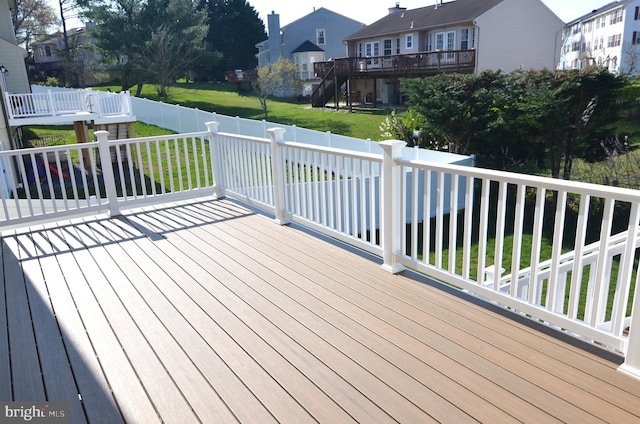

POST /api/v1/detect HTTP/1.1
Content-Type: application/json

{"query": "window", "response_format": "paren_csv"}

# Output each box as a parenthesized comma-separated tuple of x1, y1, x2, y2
(446, 31, 455, 51)
(406, 34, 414, 49)
(461, 29, 469, 50)
(636, 6, 640, 20)
(358, 43, 363, 57)
(610, 10, 623, 24)
(471, 28, 476, 49)
(426, 33, 433, 51)
(572, 42, 580, 52)
(435, 31, 455, 51)
(599, 37, 604, 50)
(600, 16, 606, 27)
(583, 21, 592, 32)
(384, 39, 392, 56)
(365, 41, 379, 57)
(608, 34, 621, 47)
(396, 38, 401, 54)
(634, 31, 640, 45)
(45, 46, 52, 57)
(436, 33, 444, 50)
(316, 29, 326, 45)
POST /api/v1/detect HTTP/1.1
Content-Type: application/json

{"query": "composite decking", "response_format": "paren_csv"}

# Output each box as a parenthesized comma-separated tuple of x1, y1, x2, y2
(2, 197, 640, 423)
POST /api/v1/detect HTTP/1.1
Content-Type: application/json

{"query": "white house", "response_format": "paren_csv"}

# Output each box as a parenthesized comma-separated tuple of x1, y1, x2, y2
(558, 0, 640, 75)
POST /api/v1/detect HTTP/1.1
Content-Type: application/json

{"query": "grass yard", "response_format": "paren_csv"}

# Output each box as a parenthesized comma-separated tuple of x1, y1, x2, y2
(96, 81, 389, 141)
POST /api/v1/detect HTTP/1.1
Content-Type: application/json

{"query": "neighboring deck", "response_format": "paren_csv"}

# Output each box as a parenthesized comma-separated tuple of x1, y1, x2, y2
(2, 198, 640, 424)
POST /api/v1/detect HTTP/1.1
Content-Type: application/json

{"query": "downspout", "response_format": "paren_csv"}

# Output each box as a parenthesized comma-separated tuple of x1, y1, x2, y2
(473, 21, 480, 74)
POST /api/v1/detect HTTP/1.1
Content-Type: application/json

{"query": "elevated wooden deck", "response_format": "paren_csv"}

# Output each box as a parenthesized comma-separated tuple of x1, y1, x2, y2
(2, 198, 640, 423)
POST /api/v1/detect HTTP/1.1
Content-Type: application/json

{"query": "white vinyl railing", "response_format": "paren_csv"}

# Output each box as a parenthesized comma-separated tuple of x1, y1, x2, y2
(6, 88, 133, 120)
(1, 123, 640, 381)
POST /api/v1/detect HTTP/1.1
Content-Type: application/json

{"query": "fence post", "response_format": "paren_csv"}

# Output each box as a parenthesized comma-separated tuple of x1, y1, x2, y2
(47, 90, 56, 115)
(619, 260, 640, 381)
(205, 121, 226, 199)
(268, 127, 290, 225)
(379, 139, 407, 274)
(95, 130, 120, 217)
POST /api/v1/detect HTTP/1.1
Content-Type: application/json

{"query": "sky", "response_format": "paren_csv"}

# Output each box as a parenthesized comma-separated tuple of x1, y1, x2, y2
(48, 0, 614, 30)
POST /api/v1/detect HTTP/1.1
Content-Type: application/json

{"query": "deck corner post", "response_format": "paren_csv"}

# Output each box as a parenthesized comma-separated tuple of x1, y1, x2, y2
(618, 271, 640, 382)
(379, 139, 406, 274)
(268, 127, 290, 225)
(206, 121, 226, 199)
(95, 130, 121, 218)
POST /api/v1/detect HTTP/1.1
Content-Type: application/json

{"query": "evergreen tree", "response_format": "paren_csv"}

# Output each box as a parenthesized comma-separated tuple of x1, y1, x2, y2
(200, 0, 266, 81)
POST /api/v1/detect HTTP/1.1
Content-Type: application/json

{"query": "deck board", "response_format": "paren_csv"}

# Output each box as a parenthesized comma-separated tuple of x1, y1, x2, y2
(2, 198, 640, 423)
(3, 233, 46, 401)
(17, 228, 87, 423)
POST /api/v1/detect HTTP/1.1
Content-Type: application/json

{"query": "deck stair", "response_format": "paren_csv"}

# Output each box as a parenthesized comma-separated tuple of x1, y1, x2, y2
(311, 63, 347, 107)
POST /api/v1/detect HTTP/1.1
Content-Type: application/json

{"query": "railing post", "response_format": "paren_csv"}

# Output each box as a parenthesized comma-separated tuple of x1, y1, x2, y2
(47, 90, 56, 115)
(379, 139, 406, 274)
(619, 267, 640, 381)
(205, 121, 226, 199)
(95, 130, 120, 217)
(268, 127, 290, 225)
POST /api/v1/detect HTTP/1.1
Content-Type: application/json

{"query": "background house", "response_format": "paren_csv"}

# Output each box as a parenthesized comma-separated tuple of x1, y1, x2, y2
(316, 0, 563, 107)
(558, 0, 640, 75)
(32, 24, 103, 87)
(0, 0, 31, 149)
(256, 8, 364, 96)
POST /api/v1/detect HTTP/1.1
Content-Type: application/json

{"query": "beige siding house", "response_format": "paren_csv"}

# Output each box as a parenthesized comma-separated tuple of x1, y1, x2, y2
(0, 0, 31, 149)
(313, 0, 564, 108)
(474, 0, 564, 72)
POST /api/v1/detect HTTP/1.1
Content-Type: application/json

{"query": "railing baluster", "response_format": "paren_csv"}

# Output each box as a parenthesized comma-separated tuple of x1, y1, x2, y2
(528, 187, 546, 304)
(590, 198, 615, 327)
(568, 194, 591, 319)
(448, 174, 459, 275)
(476, 178, 490, 283)
(510, 184, 527, 298)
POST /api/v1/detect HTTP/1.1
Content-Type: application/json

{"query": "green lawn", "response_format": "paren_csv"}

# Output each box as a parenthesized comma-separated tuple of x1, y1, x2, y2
(96, 81, 389, 141)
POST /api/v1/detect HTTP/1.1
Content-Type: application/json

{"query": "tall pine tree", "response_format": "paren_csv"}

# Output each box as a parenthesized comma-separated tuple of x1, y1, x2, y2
(201, 0, 266, 81)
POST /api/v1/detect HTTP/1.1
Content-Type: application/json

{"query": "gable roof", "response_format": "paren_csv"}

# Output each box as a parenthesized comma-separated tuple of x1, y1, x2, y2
(283, 7, 364, 31)
(565, 1, 627, 25)
(291, 40, 324, 54)
(345, 0, 505, 41)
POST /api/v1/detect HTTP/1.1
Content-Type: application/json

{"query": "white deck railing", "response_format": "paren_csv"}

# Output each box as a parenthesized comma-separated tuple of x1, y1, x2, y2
(1, 123, 640, 381)
(5, 89, 133, 121)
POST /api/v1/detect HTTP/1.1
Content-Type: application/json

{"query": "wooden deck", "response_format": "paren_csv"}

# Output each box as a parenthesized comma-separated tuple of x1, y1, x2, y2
(2, 198, 640, 423)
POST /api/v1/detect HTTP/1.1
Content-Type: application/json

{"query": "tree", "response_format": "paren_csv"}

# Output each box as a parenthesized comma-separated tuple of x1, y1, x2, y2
(76, 0, 208, 96)
(402, 68, 626, 179)
(620, 42, 640, 78)
(254, 57, 301, 119)
(56, 0, 77, 52)
(200, 0, 266, 80)
(520, 68, 626, 179)
(11, 0, 59, 52)
(402, 71, 518, 155)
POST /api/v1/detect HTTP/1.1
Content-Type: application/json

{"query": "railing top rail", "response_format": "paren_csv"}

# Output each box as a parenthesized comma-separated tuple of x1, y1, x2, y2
(108, 130, 210, 144)
(400, 157, 640, 203)
(283, 140, 383, 162)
